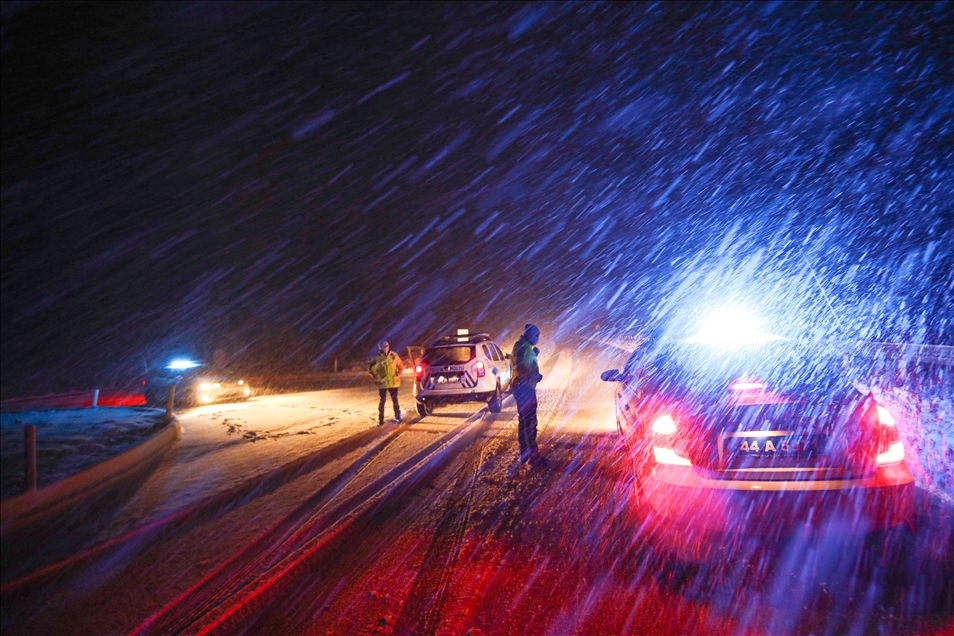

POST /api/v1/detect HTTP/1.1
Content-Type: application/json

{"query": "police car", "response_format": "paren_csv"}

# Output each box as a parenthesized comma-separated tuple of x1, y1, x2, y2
(413, 329, 513, 417)
(601, 313, 914, 561)
(144, 359, 252, 407)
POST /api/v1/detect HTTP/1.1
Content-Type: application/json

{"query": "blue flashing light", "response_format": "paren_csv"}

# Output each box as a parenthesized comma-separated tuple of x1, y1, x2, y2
(689, 308, 783, 347)
(167, 359, 201, 370)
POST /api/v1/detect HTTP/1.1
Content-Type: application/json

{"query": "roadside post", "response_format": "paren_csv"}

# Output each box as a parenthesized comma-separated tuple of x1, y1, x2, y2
(24, 424, 37, 491)
(166, 385, 176, 420)
(92, 388, 100, 408)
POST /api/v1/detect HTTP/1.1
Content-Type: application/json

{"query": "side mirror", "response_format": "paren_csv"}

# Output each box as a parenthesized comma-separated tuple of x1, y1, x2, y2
(600, 369, 621, 382)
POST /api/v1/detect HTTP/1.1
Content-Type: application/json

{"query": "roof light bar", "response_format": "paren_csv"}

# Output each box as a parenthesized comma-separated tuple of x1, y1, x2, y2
(167, 359, 201, 370)
(730, 382, 766, 391)
(690, 308, 782, 347)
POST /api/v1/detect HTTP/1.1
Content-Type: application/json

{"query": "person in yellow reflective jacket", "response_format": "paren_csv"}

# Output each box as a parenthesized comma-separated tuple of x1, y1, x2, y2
(511, 324, 544, 464)
(369, 340, 404, 425)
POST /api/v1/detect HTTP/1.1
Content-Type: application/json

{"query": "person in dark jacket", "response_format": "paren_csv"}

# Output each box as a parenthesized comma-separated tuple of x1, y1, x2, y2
(511, 324, 544, 464)
(369, 340, 404, 425)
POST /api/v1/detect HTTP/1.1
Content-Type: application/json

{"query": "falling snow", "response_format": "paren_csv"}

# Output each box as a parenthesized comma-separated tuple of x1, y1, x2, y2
(1, 2, 951, 635)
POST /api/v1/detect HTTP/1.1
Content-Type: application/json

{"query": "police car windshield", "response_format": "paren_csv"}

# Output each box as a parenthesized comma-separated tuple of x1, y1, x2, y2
(423, 346, 475, 366)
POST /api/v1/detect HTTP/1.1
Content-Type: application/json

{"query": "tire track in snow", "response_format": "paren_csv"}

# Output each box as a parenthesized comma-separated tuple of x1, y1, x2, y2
(390, 412, 511, 635)
(1, 424, 391, 595)
(141, 408, 499, 635)
(132, 420, 419, 634)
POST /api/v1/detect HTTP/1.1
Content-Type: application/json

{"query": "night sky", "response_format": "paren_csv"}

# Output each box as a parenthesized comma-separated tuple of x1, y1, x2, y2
(2, 1, 952, 396)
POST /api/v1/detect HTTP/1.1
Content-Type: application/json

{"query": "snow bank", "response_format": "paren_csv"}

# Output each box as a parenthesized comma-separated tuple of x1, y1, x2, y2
(0, 407, 165, 499)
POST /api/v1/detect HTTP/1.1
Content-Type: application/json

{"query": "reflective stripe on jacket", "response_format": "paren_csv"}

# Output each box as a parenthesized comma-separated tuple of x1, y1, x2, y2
(369, 351, 404, 388)
(511, 335, 539, 389)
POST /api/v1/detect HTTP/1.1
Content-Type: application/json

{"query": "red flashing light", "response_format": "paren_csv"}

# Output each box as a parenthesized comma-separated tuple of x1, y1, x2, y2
(475, 360, 486, 377)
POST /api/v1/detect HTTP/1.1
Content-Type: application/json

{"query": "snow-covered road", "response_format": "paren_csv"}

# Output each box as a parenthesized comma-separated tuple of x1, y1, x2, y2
(1, 351, 950, 636)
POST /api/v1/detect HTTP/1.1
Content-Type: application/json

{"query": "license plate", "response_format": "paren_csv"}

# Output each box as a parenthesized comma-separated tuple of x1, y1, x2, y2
(437, 375, 460, 384)
(723, 433, 826, 459)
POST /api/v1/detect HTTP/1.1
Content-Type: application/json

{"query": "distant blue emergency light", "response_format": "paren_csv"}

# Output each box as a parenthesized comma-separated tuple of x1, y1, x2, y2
(167, 359, 201, 370)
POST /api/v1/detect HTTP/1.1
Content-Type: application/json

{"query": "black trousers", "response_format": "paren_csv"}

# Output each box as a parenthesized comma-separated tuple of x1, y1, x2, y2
(513, 383, 538, 455)
(379, 387, 400, 422)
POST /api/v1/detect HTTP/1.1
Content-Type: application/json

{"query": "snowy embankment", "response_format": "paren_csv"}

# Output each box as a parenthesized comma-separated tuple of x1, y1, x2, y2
(0, 408, 165, 499)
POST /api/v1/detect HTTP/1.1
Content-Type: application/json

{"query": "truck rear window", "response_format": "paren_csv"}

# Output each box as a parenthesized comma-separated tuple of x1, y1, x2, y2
(423, 346, 475, 366)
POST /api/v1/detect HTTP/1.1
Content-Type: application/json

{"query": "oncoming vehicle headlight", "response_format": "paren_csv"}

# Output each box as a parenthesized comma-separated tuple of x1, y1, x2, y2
(200, 382, 212, 390)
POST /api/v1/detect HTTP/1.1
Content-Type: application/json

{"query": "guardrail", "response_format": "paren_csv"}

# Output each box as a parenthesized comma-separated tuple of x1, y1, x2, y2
(858, 342, 954, 366)
(0, 390, 147, 413)
(1, 389, 154, 496)
(1, 419, 181, 538)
